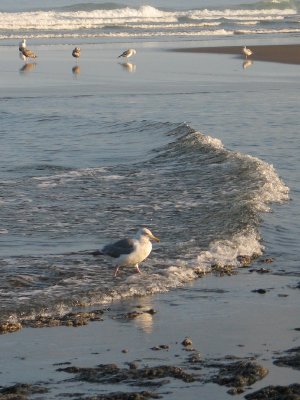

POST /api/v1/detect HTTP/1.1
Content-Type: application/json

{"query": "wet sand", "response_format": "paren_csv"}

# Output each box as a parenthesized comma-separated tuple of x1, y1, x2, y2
(0, 272, 299, 399)
(173, 44, 300, 65)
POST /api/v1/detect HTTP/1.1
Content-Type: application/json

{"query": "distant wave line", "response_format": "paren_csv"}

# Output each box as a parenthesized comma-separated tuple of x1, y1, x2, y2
(0, 6, 296, 31)
(2, 27, 300, 41)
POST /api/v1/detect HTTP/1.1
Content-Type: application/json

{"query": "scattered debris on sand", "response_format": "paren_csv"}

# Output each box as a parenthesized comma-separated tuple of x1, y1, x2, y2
(57, 363, 197, 386)
(273, 346, 300, 371)
(244, 383, 300, 400)
(0, 383, 48, 399)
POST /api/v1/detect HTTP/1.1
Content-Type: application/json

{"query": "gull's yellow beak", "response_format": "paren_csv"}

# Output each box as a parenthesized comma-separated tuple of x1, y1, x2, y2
(151, 234, 160, 243)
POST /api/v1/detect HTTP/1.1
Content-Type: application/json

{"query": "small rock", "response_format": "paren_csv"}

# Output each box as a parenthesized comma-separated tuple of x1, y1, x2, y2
(249, 268, 271, 274)
(227, 387, 244, 395)
(127, 362, 139, 370)
(150, 346, 161, 351)
(150, 344, 169, 351)
(122, 349, 129, 354)
(237, 255, 252, 267)
(182, 337, 193, 347)
(0, 322, 22, 334)
(260, 258, 274, 264)
(213, 360, 268, 389)
(252, 289, 267, 294)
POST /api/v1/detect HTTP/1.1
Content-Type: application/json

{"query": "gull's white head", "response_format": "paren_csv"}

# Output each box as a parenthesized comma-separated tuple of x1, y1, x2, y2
(137, 227, 160, 242)
(19, 39, 26, 50)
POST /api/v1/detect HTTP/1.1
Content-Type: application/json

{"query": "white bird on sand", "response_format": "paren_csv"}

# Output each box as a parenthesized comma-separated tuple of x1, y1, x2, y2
(93, 227, 160, 277)
(20, 48, 37, 62)
(19, 39, 26, 52)
(242, 46, 253, 59)
(118, 48, 136, 60)
(72, 47, 81, 60)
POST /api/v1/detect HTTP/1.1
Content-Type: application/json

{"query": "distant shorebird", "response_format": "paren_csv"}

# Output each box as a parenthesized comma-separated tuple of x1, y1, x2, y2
(72, 47, 81, 60)
(118, 48, 136, 61)
(242, 46, 253, 59)
(20, 48, 37, 62)
(19, 39, 26, 52)
(93, 227, 159, 277)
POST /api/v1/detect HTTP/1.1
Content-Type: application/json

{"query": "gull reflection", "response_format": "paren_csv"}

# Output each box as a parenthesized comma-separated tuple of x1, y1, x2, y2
(19, 62, 37, 75)
(243, 60, 253, 70)
(72, 65, 81, 77)
(119, 62, 136, 73)
(133, 311, 153, 333)
(132, 298, 154, 333)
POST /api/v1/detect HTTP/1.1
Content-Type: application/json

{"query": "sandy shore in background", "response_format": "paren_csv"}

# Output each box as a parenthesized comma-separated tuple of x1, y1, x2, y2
(173, 44, 300, 65)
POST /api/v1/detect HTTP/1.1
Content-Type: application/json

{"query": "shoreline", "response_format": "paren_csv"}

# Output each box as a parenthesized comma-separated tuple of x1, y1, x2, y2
(172, 44, 300, 65)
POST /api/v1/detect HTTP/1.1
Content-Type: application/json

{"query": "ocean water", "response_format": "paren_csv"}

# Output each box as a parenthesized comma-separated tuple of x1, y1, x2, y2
(0, 0, 299, 325)
(0, 0, 300, 44)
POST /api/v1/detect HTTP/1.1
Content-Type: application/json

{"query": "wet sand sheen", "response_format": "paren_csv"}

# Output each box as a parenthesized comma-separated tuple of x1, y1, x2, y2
(172, 44, 300, 65)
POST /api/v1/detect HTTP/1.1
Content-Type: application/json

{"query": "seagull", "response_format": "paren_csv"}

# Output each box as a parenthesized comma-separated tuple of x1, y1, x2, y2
(118, 48, 136, 61)
(19, 39, 26, 52)
(93, 227, 159, 277)
(20, 48, 37, 62)
(242, 46, 253, 59)
(72, 47, 81, 60)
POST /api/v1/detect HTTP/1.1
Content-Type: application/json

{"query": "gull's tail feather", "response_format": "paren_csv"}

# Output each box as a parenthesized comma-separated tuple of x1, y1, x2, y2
(92, 249, 104, 256)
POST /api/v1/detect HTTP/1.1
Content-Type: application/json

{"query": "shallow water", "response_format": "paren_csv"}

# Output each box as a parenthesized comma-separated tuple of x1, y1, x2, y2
(1, 38, 299, 325)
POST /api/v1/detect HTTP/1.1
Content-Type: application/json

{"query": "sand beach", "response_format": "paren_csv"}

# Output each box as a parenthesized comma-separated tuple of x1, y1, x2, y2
(173, 44, 300, 65)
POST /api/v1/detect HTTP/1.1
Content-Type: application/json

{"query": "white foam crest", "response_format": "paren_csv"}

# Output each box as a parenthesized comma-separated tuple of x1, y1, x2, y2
(241, 154, 289, 211)
(196, 229, 263, 268)
(0, 6, 295, 31)
(0, 7, 176, 30)
(235, 27, 300, 34)
(188, 130, 225, 150)
(0, 30, 235, 40)
(235, 21, 260, 25)
(188, 8, 296, 19)
(198, 133, 224, 150)
(124, 22, 221, 29)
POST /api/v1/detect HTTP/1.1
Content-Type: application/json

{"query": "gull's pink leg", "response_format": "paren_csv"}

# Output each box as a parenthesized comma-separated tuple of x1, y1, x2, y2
(114, 265, 120, 277)
(135, 264, 142, 274)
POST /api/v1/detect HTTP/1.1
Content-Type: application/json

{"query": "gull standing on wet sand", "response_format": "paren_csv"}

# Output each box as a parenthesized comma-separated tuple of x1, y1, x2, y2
(72, 47, 81, 61)
(242, 46, 253, 59)
(118, 48, 136, 61)
(93, 227, 159, 277)
(18, 38, 37, 62)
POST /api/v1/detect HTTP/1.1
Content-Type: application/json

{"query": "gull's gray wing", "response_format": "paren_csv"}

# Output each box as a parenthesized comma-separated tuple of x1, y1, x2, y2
(118, 49, 130, 58)
(101, 238, 135, 258)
